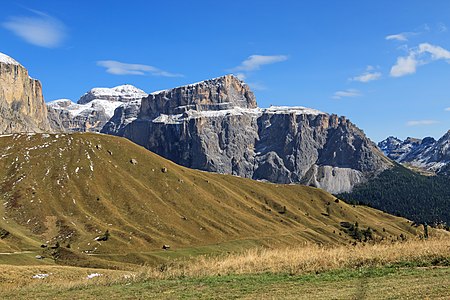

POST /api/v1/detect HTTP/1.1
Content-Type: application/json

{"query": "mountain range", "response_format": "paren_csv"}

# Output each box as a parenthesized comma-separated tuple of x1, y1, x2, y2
(1, 51, 449, 226)
(379, 133, 450, 176)
(107, 75, 391, 194)
(32, 69, 391, 194)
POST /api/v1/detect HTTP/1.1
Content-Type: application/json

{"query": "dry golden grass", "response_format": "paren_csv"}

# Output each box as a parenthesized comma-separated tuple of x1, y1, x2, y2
(0, 237, 449, 299)
(143, 237, 450, 279)
(0, 264, 135, 292)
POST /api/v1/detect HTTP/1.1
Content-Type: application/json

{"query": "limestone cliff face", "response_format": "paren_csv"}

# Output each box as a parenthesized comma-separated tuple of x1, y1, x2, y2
(140, 75, 257, 119)
(108, 75, 391, 193)
(0, 53, 51, 134)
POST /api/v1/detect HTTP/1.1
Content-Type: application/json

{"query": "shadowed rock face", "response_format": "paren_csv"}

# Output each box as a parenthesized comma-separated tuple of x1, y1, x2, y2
(101, 100, 141, 136)
(107, 75, 391, 193)
(0, 53, 51, 134)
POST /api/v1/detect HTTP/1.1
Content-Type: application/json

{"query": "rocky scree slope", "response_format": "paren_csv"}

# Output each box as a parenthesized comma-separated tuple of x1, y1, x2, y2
(379, 131, 450, 175)
(0, 133, 425, 267)
(47, 85, 146, 132)
(105, 75, 391, 194)
(0, 52, 51, 134)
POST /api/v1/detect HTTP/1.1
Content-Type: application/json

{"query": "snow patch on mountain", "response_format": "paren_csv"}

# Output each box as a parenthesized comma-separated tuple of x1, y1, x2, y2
(78, 85, 147, 104)
(48, 99, 124, 119)
(0, 52, 20, 66)
(151, 105, 325, 124)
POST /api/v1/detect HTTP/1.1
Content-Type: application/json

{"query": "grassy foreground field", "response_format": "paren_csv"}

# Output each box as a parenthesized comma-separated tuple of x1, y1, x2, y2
(2, 267, 449, 299)
(1, 238, 449, 299)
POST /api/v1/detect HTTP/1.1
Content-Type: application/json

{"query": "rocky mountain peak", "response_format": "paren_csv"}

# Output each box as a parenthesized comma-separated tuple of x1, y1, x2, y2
(378, 136, 402, 155)
(140, 74, 257, 119)
(78, 84, 147, 104)
(421, 136, 437, 146)
(47, 84, 147, 133)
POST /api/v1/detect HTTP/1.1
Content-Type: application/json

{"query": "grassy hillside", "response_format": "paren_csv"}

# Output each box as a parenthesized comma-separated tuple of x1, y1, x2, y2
(338, 164, 450, 224)
(0, 133, 434, 268)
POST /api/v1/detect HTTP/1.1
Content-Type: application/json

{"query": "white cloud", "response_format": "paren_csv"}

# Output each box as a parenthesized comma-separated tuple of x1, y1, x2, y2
(418, 43, 450, 60)
(406, 120, 438, 126)
(332, 89, 361, 99)
(445, 107, 450, 111)
(390, 43, 450, 77)
(390, 55, 419, 77)
(2, 10, 66, 48)
(386, 33, 409, 41)
(97, 60, 183, 77)
(351, 66, 382, 82)
(352, 72, 382, 82)
(232, 55, 288, 72)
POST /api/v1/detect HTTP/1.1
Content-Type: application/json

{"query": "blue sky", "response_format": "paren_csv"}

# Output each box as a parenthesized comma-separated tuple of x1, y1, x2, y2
(1, 1, 449, 142)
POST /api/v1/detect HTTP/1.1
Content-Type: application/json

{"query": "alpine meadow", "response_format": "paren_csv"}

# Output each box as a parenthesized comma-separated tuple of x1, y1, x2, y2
(0, 1, 449, 299)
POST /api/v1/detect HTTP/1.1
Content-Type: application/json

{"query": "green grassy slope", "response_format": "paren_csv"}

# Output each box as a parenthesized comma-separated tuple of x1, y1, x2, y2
(0, 133, 427, 267)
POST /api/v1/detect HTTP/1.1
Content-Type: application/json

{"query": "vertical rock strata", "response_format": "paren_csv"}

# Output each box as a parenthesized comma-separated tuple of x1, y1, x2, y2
(0, 53, 51, 133)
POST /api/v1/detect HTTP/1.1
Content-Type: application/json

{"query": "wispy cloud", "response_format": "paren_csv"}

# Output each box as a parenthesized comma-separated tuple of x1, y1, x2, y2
(351, 66, 382, 82)
(231, 55, 288, 72)
(235, 73, 247, 81)
(2, 9, 66, 48)
(247, 82, 267, 91)
(385, 33, 410, 42)
(229, 54, 288, 90)
(438, 22, 448, 33)
(390, 43, 450, 77)
(385, 25, 430, 42)
(445, 107, 450, 111)
(97, 60, 183, 77)
(420, 43, 450, 60)
(406, 120, 438, 126)
(332, 89, 361, 99)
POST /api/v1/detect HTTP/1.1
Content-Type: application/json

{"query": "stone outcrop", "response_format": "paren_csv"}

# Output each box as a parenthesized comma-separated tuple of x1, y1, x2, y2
(0, 52, 51, 134)
(106, 75, 391, 193)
